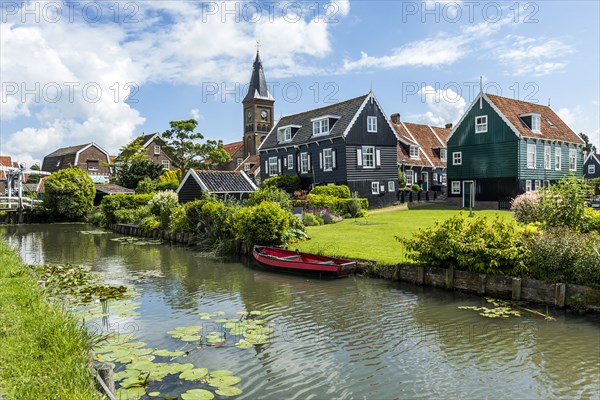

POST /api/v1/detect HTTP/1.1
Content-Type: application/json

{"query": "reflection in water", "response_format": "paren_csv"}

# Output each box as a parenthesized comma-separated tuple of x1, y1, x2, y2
(2, 224, 599, 399)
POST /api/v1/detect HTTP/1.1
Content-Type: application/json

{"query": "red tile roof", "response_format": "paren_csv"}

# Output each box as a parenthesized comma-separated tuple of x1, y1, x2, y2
(223, 141, 243, 157)
(485, 94, 585, 144)
(235, 155, 260, 175)
(392, 122, 449, 168)
(0, 156, 13, 180)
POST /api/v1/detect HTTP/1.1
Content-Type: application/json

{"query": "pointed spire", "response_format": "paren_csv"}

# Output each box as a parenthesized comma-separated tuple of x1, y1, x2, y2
(244, 44, 272, 102)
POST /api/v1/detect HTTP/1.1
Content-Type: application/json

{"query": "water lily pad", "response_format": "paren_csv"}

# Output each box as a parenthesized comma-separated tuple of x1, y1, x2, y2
(180, 367, 209, 381)
(216, 386, 243, 397)
(209, 375, 241, 387)
(181, 389, 215, 400)
(148, 392, 161, 397)
(168, 326, 202, 339)
(114, 369, 141, 382)
(128, 360, 155, 372)
(179, 335, 203, 342)
(215, 318, 228, 323)
(210, 370, 233, 377)
(234, 339, 253, 349)
(116, 386, 147, 399)
(153, 349, 186, 357)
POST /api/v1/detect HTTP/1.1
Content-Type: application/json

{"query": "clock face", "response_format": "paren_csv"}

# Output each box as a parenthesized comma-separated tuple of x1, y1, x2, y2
(261, 110, 268, 120)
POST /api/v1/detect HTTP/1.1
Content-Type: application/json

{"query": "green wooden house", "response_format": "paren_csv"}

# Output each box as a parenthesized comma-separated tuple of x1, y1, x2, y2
(447, 92, 585, 208)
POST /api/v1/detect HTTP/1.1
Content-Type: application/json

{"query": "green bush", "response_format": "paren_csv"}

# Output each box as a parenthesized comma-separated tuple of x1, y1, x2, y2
(310, 185, 350, 198)
(231, 201, 298, 245)
(307, 193, 338, 210)
(158, 169, 182, 184)
(588, 177, 600, 196)
(139, 215, 161, 232)
(135, 177, 156, 194)
(527, 228, 600, 287)
(148, 191, 179, 230)
(537, 175, 592, 232)
(336, 197, 369, 216)
(582, 207, 600, 233)
(511, 191, 541, 224)
(411, 184, 421, 191)
(113, 208, 137, 224)
(44, 168, 96, 219)
(168, 204, 188, 233)
(100, 193, 154, 225)
(247, 187, 292, 211)
(398, 213, 535, 275)
(199, 200, 238, 241)
(261, 174, 302, 193)
(156, 181, 180, 192)
(302, 213, 323, 226)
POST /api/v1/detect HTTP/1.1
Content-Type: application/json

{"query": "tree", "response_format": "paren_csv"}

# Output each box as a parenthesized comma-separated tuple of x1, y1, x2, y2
(117, 159, 164, 189)
(44, 167, 95, 219)
(116, 137, 147, 164)
(162, 119, 230, 174)
(579, 132, 597, 154)
(27, 164, 41, 184)
(398, 168, 407, 188)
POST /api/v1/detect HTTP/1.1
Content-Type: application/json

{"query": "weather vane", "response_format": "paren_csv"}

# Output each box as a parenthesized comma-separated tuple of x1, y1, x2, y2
(256, 40, 261, 52)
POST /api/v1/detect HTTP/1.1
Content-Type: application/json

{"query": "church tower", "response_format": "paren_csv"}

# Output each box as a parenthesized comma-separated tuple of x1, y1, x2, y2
(242, 49, 274, 157)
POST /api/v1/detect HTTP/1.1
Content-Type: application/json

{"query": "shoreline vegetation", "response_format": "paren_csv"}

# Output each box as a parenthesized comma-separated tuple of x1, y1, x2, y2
(0, 240, 100, 400)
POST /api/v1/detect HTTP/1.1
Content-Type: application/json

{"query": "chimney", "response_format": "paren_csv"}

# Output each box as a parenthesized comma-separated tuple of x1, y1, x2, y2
(391, 113, 400, 124)
(218, 140, 223, 146)
(445, 123, 453, 129)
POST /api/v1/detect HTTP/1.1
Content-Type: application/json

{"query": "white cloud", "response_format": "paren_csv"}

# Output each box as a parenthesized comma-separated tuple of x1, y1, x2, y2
(556, 106, 582, 127)
(190, 109, 201, 121)
(409, 86, 466, 126)
(495, 36, 575, 76)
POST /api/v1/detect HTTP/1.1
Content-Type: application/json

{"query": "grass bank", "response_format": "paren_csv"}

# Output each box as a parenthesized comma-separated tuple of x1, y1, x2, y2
(293, 205, 513, 265)
(0, 239, 101, 399)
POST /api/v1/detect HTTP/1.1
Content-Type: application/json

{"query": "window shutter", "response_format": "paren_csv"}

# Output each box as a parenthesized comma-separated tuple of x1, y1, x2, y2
(332, 150, 337, 169)
(357, 148, 362, 166)
(297, 155, 300, 171)
(264, 160, 268, 174)
(319, 152, 323, 170)
(278, 159, 282, 173)
(307, 154, 312, 171)
(376, 149, 381, 167)
(283, 157, 287, 167)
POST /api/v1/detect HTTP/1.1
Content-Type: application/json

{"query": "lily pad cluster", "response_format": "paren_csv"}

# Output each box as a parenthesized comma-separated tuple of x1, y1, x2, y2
(458, 298, 522, 319)
(31, 263, 128, 303)
(111, 236, 163, 246)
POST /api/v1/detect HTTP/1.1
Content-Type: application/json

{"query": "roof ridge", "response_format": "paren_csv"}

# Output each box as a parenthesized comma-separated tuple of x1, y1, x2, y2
(280, 94, 368, 120)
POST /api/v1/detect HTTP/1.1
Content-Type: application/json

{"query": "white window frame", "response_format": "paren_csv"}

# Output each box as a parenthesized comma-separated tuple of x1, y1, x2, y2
(569, 149, 577, 171)
(531, 114, 541, 132)
(371, 181, 380, 195)
(244, 163, 251, 172)
(406, 170, 414, 186)
(312, 119, 329, 136)
(154, 145, 161, 155)
(236, 158, 243, 167)
(367, 116, 377, 132)
(440, 148, 447, 162)
(268, 157, 279, 176)
(300, 152, 309, 174)
(525, 180, 532, 192)
(362, 146, 375, 168)
(534, 180, 541, 190)
(323, 148, 333, 171)
(555, 146, 562, 170)
(452, 152, 462, 166)
(475, 115, 488, 133)
(451, 181, 460, 194)
(162, 160, 170, 170)
(527, 144, 536, 169)
(544, 146, 551, 170)
(589, 164, 596, 174)
(287, 154, 294, 170)
(410, 145, 419, 159)
(442, 173, 447, 184)
(388, 181, 395, 192)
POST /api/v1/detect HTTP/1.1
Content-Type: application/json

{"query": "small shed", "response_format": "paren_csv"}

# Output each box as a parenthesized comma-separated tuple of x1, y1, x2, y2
(176, 170, 258, 203)
(95, 184, 135, 205)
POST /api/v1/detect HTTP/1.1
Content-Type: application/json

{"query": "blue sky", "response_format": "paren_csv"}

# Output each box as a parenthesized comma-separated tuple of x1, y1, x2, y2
(1, 0, 599, 166)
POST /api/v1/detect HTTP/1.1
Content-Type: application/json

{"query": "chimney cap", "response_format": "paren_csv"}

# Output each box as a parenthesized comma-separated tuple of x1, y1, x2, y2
(445, 123, 453, 129)
(391, 113, 401, 124)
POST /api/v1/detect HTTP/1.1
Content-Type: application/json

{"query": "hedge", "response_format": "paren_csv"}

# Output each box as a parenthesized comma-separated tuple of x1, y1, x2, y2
(310, 185, 351, 198)
(295, 195, 368, 214)
(100, 193, 154, 224)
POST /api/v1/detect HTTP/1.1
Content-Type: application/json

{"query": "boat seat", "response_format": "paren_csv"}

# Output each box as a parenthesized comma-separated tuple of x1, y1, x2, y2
(280, 254, 302, 260)
(319, 260, 336, 265)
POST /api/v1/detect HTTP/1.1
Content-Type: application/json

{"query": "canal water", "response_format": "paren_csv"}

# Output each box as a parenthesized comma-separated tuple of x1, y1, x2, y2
(2, 224, 599, 399)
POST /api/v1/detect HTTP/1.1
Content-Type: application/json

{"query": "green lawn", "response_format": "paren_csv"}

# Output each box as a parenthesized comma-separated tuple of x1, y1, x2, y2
(293, 205, 513, 265)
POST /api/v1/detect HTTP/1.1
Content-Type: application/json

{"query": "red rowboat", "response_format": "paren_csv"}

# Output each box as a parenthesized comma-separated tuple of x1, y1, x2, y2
(252, 246, 356, 277)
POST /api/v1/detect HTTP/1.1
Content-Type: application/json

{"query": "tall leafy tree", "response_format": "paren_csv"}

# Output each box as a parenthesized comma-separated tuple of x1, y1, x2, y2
(579, 132, 597, 154)
(117, 159, 164, 189)
(162, 119, 230, 174)
(44, 167, 96, 219)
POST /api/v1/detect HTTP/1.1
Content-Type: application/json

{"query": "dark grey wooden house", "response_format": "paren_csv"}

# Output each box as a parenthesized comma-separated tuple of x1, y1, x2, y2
(176, 170, 257, 203)
(258, 91, 399, 208)
(584, 153, 600, 180)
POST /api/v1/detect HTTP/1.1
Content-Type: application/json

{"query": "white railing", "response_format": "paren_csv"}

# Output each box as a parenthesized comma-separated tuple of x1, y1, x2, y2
(0, 196, 44, 209)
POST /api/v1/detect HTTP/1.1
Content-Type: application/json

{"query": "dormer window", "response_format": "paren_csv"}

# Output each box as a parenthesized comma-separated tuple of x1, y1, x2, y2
(310, 115, 339, 137)
(277, 125, 301, 142)
(409, 145, 419, 158)
(367, 116, 377, 132)
(154, 145, 161, 155)
(312, 119, 329, 136)
(440, 148, 447, 162)
(475, 115, 488, 133)
(531, 114, 541, 132)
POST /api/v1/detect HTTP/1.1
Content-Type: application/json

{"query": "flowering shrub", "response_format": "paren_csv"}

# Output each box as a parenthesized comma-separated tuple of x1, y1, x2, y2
(148, 190, 179, 229)
(510, 191, 541, 224)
